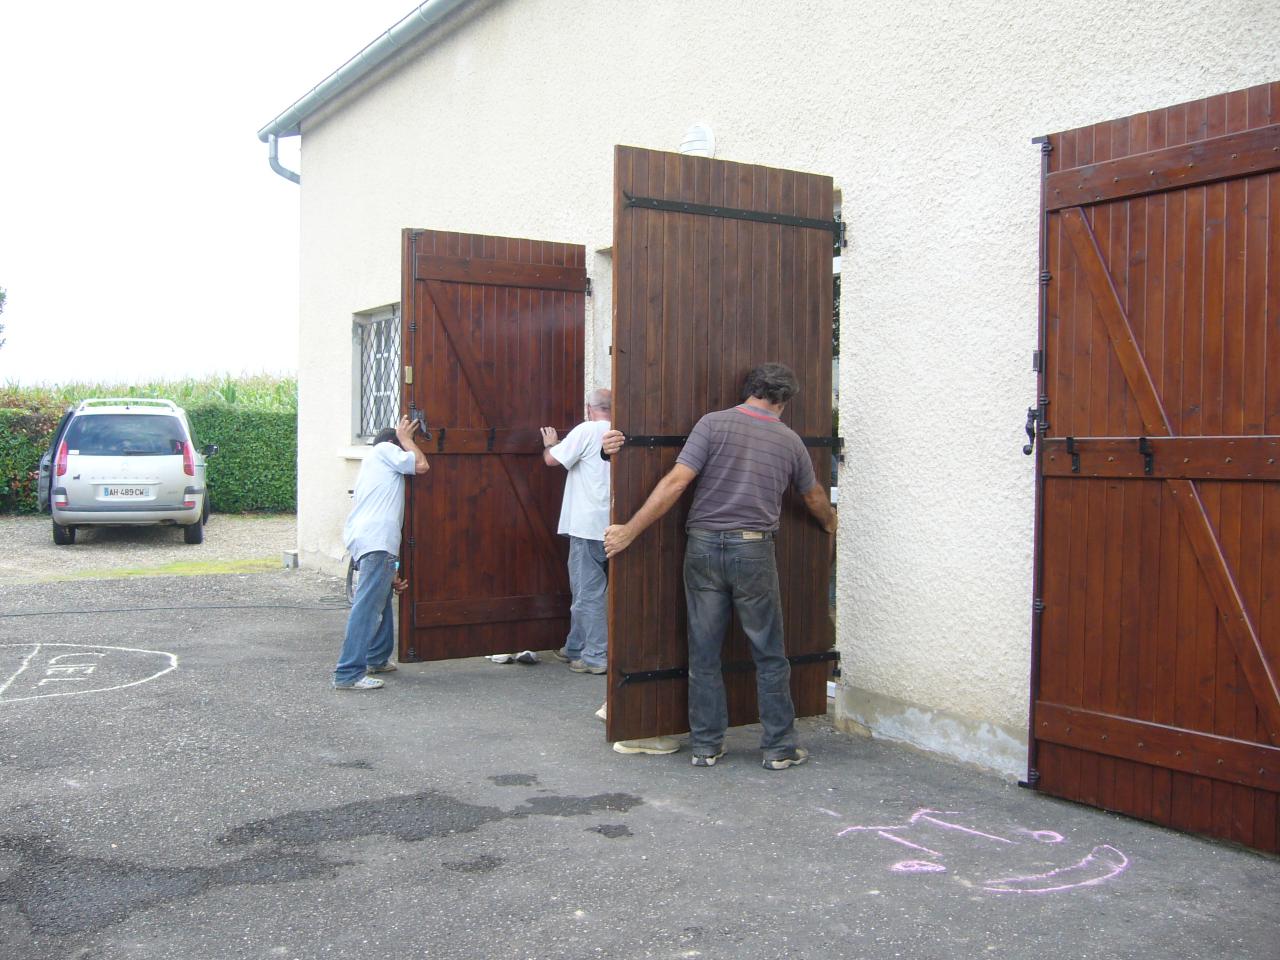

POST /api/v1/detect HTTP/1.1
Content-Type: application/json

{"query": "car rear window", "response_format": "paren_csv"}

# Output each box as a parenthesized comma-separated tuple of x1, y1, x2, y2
(64, 414, 187, 456)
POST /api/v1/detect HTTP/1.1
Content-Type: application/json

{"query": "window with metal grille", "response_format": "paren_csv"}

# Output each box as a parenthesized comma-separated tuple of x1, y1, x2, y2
(355, 304, 401, 440)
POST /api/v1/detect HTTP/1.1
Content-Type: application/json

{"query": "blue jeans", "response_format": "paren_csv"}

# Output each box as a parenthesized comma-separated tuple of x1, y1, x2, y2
(334, 551, 397, 685)
(684, 529, 797, 759)
(564, 536, 607, 667)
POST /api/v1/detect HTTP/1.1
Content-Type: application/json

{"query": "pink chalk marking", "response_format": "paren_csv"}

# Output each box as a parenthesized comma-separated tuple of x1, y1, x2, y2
(892, 860, 946, 874)
(1025, 829, 1065, 844)
(877, 830, 942, 858)
(837, 823, 908, 837)
(913, 810, 1013, 844)
(982, 844, 1130, 894)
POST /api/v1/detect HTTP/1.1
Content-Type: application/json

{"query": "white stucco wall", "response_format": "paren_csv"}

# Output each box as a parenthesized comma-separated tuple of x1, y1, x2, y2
(291, 0, 1279, 774)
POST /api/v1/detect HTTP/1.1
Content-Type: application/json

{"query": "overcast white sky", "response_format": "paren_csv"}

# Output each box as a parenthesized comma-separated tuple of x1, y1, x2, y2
(0, 0, 419, 386)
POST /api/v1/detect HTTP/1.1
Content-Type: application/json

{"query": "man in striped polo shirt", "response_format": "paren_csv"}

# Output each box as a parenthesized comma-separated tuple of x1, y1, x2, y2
(603, 363, 837, 770)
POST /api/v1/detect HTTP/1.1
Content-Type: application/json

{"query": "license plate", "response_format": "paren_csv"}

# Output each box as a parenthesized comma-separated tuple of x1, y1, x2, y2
(103, 486, 148, 498)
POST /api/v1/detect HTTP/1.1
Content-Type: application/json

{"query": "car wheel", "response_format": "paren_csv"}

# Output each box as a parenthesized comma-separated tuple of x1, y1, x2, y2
(183, 520, 204, 544)
(52, 519, 76, 545)
(202, 495, 211, 524)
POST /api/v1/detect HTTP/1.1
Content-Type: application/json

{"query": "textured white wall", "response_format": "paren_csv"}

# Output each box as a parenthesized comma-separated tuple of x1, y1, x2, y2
(293, 0, 1279, 770)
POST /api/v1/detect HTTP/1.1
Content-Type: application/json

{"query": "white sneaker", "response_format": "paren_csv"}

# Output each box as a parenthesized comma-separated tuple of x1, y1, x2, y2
(333, 676, 384, 691)
(515, 650, 539, 664)
(487, 654, 515, 664)
(594, 702, 607, 722)
(613, 736, 680, 755)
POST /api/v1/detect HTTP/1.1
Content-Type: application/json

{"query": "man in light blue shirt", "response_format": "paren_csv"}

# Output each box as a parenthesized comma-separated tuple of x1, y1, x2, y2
(333, 416, 429, 690)
(540, 388, 612, 674)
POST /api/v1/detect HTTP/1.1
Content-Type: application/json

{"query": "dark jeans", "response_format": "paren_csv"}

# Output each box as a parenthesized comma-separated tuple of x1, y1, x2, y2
(683, 529, 797, 759)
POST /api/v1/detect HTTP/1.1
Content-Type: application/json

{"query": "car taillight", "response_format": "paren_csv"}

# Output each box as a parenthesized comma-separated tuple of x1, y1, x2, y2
(182, 441, 195, 477)
(55, 441, 68, 477)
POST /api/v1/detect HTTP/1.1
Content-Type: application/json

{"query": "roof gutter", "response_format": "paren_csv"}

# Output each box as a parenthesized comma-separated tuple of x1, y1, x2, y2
(257, 0, 473, 184)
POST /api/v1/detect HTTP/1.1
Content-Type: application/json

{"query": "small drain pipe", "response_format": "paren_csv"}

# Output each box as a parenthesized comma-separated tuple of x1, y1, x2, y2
(267, 135, 300, 185)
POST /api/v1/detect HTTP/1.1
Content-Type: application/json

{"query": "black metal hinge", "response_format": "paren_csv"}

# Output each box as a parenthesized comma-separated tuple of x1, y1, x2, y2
(585, 277, 593, 297)
(624, 192, 844, 245)
(1032, 350, 1043, 373)
(1033, 598, 1045, 617)
(407, 537, 416, 548)
(626, 434, 844, 451)
(1039, 271, 1052, 285)
(620, 650, 839, 686)
(1066, 436, 1080, 473)
(625, 435, 688, 448)
(1139, 436, 1154, 475)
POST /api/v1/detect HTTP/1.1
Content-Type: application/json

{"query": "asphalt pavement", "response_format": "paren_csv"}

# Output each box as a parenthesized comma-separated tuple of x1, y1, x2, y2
(0, 570, 1276, 960)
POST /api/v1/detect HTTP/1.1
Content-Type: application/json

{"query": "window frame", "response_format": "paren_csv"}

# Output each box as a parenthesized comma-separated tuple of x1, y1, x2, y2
(352, 303, 402, 443)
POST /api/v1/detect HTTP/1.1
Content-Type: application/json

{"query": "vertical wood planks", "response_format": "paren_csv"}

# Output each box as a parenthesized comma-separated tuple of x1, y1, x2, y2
(398, 229, 584, 662)
(608, 146, 835, 743)
(1033, 82, 1280, 854)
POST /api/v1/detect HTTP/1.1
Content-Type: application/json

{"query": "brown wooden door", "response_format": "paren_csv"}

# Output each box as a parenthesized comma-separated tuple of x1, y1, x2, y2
(397, 229, 585, 661)
(1031, 83, 1280, 853)
(606, 145, 837, 742)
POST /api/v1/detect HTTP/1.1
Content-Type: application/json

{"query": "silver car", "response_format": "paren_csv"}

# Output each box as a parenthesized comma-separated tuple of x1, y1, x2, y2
(37, 399, 216, 545)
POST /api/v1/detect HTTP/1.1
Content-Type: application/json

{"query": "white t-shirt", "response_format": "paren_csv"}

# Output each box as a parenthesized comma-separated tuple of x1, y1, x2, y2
(343, 441, 418, 561)
(550, 419, 610, 540)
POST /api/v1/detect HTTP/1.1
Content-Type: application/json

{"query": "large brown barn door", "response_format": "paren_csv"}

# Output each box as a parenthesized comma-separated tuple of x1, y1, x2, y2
(398, 229, 585, 661)
(1031, 83, 1280, 853)
(606, 146, 837, 742)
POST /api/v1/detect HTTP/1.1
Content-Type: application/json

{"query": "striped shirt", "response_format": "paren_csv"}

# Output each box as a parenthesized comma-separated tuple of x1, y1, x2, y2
(677, 404, 816, 532)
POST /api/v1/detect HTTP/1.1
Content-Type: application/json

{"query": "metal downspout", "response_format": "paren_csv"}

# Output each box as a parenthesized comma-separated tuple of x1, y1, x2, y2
(267, 135, 300, 185)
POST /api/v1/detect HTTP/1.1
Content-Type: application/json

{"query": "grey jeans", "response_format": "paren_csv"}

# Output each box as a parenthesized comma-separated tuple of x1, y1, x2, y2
(565, 536, 607, 667)
(683, 529, 797, 759)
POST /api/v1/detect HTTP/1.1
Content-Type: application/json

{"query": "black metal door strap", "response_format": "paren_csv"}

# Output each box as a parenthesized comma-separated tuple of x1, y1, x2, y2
(624, 192, 844, 245)
(620, 650, 839, 685)
(626, 435, 843, 451)
(1138, 436, 1153, 475)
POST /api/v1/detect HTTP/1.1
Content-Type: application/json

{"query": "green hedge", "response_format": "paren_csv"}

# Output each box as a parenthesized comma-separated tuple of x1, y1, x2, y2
(0, 407, 61, 513)
(188, 406, 296, 513)
(0, 401, 296, 515)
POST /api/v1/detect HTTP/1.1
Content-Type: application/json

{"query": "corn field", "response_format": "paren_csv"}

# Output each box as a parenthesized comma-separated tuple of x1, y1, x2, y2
(0, 375, 297, 413)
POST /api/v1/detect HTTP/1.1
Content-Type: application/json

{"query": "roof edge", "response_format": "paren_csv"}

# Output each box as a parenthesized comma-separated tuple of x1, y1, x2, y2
(256, 0, 474, 142)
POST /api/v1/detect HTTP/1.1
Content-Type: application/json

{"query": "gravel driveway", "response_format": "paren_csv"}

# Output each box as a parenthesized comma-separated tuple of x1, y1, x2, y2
(0, 513, 296, 584)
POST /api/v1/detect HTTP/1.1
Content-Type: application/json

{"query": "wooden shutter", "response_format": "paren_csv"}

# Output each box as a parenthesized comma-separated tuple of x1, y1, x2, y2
(606, 146, 837, 742)
(1031, 83, 1280, 853)
(398, 229, 585, 661)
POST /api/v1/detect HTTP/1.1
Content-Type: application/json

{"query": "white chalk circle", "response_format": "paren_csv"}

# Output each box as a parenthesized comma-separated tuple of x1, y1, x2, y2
(0, 643, 177, 704)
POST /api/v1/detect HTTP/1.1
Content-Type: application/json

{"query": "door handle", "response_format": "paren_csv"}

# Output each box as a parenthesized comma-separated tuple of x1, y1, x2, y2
(1022, 406, 1038, 455)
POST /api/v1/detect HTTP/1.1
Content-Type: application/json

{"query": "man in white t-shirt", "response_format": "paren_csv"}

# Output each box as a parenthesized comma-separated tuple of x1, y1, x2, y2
(540, 388, 612, 674)
(333, 416, 429, 690)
